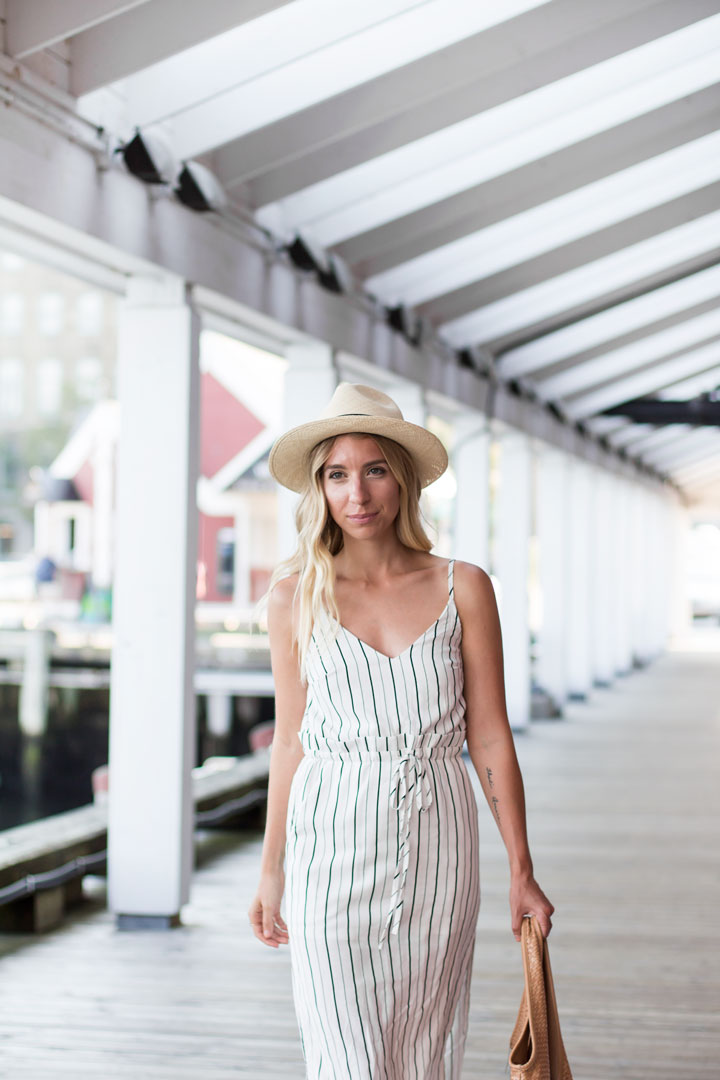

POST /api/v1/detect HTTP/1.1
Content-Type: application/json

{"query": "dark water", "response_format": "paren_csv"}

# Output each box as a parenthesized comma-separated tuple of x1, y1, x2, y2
(0, 681, 273, 831)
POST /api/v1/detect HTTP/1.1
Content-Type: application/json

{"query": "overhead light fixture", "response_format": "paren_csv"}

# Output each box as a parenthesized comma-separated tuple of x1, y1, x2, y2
(287, 233, 328, 274)
(118, 130, 178, 185)
(175, 161, 227, 212)
(456, 345, 494, 374)
(385, 303, 424, 347)
(286, 234, 354, 295)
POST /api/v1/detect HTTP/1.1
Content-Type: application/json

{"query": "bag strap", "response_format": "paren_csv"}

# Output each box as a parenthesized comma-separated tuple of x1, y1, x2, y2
(540, 921, 573, 1080)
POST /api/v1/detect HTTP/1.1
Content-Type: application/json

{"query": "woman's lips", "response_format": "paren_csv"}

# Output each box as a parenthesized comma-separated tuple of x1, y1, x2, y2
(347, 511, 378, 523)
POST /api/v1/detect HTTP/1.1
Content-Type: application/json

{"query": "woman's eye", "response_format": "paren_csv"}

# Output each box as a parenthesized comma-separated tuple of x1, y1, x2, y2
(328, 471, 344, 480)
(368, 466, 386, 475)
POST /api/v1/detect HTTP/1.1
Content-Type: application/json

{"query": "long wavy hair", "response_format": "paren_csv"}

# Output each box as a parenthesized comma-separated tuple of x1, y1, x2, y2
(255, 432, 435, 684)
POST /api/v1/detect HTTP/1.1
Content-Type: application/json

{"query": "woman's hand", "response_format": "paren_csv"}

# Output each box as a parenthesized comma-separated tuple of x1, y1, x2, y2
(510, 871, 554, 941)
(248, 869, 289, 949)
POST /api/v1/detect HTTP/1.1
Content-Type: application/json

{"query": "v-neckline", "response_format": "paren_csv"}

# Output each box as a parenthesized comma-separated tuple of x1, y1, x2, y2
(338, 598, 452, 662)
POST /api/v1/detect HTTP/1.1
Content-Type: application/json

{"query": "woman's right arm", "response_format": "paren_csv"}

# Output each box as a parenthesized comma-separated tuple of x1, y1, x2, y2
(248, 575, 307, 949)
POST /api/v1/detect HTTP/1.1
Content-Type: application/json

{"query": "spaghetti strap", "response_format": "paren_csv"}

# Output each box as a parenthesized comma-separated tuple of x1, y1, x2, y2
(448, 557, 455, 598)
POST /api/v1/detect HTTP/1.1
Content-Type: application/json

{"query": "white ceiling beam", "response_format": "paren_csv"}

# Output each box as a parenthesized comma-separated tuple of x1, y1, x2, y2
(561, 340, 720, 420)
(441, 205, 720, 352)
(495, 258, 720, 378)
(69, 0, 294, 96)
(642, 429, 720, 469)
(142, 0, 551, 161)
(535, 313, 720, 401)
(617, 424, 693, 454)
(4, 0, 150, 59)
(600, 422, 653, 447)
(276, 22, 720, 246)
(344, 86, 720, 284)
(114, 0, 427, 129)
(656, 366, 720, 401)
(673, 454, 720, 482)
(364, 130, 720, 307)
(232, 0, 715, 203)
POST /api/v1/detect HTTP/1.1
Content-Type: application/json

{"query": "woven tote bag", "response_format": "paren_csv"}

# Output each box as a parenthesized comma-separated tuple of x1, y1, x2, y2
(508, 915, 573, 1080)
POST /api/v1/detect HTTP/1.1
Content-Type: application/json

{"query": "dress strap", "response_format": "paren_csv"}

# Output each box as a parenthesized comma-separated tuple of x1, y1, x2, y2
(447, 558, 455, 599)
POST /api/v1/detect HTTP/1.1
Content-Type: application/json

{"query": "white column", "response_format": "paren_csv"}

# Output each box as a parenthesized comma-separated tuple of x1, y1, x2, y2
(589, 468, 615, 687)
(669, 498, 691, 639)
(566, 460, 593, 699)
(628, 483, 648, 666)
(644, 492, 664, 659)
(277, 343, 337, 562)
(495, 431, 532, 731)
(453, 413, 490, 571)
(108, 274, 200, 927)
(611, 476, 634, 677)
(535, 447, 570, 713)
(207, 692, 233, 737)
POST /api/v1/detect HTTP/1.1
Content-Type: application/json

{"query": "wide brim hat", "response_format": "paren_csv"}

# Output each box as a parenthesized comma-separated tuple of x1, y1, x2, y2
(268, 382, 448, 493)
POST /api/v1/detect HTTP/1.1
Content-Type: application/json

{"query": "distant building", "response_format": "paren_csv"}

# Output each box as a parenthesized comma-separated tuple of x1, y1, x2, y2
(0, 249, 117, 555)
(32, 332, 284, 609)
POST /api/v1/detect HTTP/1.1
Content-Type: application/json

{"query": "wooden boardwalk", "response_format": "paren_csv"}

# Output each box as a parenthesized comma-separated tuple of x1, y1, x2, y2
(1, 629, 719, 1078)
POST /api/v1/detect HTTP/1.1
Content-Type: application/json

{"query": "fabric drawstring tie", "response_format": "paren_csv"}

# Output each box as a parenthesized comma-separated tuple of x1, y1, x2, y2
(379, 753, 434, 948)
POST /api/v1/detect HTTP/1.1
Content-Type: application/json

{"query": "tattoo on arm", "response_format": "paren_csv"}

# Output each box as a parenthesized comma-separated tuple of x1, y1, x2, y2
(486, 767, 494, 789)
(491, 796, 501, 826)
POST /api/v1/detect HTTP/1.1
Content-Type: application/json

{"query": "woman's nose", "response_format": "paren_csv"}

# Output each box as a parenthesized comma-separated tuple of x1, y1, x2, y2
(348, 474, 370, 501)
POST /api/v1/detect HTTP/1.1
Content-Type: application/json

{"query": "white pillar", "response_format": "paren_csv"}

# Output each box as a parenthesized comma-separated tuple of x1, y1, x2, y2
(629, 484, 648, 666)
(207, 692, 233, 737)
(669, 499, 691, 639)
(277, 343, 337, 562)
(589, 468, 615, 687)
(535, 447, 570, 712)
(494, 431, 532, 731)
(19, 628, 53, 737)
(566, 460, 593, 698)
(610, 475, 634, 677)
(453, 413, 490, 571)
(108, 275, 200, 927)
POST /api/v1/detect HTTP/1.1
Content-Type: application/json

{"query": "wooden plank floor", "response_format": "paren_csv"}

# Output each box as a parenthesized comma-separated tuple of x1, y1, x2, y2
(1, 628, 719, 1078)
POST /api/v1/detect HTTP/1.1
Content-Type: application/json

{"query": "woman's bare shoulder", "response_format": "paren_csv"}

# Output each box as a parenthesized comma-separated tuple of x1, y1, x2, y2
(453, 560, 495, 606)
(267, 573, 300, 632)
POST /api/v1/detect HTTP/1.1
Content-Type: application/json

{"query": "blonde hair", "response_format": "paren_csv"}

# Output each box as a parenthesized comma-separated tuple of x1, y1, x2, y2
(255, 432, 434, 684)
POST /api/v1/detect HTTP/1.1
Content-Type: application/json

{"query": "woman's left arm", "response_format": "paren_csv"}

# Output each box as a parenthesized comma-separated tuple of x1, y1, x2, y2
(455, 561, 555, 940)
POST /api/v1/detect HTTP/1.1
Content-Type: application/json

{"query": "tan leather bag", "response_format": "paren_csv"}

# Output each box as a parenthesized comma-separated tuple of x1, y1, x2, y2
(508, 915, 573, 1080)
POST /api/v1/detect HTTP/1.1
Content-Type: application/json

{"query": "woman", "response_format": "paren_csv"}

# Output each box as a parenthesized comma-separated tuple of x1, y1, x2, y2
(248, 382, 554, 1079)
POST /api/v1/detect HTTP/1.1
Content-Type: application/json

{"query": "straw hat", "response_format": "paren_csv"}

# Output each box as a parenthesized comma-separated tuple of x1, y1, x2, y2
(268, 382, 448, 493)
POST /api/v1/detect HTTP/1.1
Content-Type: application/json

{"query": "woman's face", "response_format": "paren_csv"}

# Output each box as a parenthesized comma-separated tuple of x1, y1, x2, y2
(321, 434, 401, 537)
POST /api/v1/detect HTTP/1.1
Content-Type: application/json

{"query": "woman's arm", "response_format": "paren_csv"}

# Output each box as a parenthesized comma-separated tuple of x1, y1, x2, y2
(455, 561, 554, 940)
(248, 575, 307, 949)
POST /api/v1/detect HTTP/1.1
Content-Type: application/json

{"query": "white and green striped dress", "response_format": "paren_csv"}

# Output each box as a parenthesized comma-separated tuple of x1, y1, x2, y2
(284, 558, 481, 1079)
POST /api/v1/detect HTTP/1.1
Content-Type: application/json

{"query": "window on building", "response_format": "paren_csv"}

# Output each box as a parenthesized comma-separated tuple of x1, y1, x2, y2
(75, 291, 104, 336)
(75, 355, 103, 401)
(36, 292, 65, 336)
(0, 292, 25, 335)
(0, 358, 23, 416)
(216, 528, 235, 597)
(36, 357, 63, 416)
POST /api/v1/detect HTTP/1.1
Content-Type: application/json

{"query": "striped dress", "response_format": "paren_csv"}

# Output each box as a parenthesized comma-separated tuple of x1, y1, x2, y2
(284, 558, 481, 1079)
